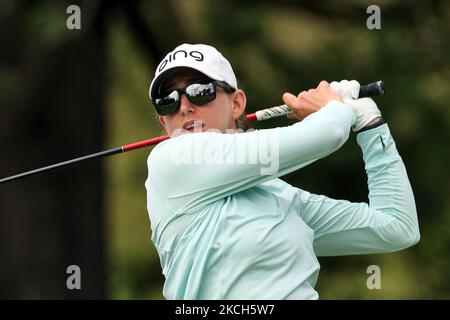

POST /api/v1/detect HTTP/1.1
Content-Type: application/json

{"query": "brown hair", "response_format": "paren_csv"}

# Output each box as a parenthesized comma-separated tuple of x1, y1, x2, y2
(235, 112, 251, 131)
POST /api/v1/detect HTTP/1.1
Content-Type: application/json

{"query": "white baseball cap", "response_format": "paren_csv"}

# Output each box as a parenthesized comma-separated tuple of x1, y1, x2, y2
(149, 43, 238, 100)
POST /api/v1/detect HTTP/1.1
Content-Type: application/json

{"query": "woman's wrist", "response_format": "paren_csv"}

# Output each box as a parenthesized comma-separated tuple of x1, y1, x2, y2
(357, 117, 385, 133)
(366, 117, 382, 126)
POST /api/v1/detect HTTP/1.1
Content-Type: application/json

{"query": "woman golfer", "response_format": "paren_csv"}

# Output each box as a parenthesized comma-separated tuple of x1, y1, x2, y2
(145, 43, 420, 299)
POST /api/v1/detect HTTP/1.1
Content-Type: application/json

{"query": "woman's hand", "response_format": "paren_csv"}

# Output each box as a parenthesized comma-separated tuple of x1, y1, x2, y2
(329, 80, 382, 131)
(282, 80, 342, 121)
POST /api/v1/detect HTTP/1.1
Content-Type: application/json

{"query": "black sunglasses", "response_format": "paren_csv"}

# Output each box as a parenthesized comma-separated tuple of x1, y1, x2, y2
(152, 80, 236, 116)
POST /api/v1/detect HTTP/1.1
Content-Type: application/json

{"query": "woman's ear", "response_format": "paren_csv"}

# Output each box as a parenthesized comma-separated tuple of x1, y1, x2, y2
(232, 89, 247, 120)
(159, 116, 168, 133)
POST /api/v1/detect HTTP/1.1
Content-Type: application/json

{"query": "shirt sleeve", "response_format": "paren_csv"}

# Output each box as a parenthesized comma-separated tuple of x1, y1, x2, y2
(146, 101, 355, 214)
(297, 123, 420, 256)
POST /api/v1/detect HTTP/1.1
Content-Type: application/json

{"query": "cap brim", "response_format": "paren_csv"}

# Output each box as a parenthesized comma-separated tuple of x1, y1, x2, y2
(150, 66, 235, 100)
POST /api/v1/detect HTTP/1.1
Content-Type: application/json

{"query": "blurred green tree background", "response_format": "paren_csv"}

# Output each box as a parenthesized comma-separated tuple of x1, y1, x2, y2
(0, 0, 448, 299)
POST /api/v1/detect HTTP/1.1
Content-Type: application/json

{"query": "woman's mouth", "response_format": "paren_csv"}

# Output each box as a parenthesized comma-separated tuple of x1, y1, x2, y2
(183, 120, 204, 132)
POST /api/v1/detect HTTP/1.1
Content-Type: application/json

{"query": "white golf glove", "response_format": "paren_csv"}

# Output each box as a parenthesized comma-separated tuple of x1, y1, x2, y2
(330, 80, 382, 132)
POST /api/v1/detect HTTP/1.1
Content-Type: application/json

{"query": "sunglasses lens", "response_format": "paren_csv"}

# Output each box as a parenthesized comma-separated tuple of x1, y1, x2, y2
(186, 83, 216, 105)
(154, 90, 180, 115)
(153, 82, 220, 115)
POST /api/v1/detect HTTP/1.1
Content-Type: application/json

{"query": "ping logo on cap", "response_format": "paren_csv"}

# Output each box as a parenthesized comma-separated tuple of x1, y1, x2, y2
(158, 50, 204, 72)
(149, 43, 238, 100)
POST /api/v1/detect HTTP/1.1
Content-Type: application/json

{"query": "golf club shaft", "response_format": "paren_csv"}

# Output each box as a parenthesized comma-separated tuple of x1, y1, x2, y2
(0, 81, 384, 184)
(0, 135, 170, 184)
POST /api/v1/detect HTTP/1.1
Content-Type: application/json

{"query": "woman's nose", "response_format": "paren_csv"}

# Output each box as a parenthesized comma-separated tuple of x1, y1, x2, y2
(179, 94, 196, 115)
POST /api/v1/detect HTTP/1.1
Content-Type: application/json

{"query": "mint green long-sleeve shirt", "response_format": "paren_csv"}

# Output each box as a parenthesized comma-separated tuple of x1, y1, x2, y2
(145, 101, 420, 299)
